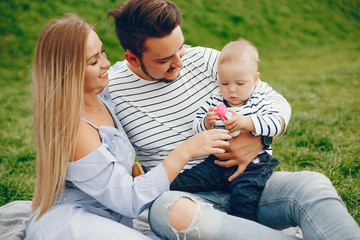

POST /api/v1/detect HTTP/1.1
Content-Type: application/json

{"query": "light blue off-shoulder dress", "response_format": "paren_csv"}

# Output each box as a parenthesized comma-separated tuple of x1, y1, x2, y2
(26, 97, 169, 240)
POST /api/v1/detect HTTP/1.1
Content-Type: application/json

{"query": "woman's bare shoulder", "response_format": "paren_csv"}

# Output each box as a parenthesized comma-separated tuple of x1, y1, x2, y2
(72, 121, 102, 161)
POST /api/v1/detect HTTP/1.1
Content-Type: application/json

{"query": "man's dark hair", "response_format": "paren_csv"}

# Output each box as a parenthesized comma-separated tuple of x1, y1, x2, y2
(107, 0, 182, 58)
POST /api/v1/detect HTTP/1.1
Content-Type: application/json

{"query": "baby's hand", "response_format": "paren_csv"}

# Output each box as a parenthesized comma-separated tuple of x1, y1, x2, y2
(204, 106, 218, 130)
(224, 108, 243, 133)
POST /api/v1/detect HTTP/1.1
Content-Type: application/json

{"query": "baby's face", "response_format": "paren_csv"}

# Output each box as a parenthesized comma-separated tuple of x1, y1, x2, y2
(218, 61, 258, 107)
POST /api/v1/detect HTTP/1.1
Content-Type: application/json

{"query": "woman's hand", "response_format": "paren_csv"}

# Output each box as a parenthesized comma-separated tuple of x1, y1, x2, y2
(182, 129, 231, 159)
(163, 129, 231, 183)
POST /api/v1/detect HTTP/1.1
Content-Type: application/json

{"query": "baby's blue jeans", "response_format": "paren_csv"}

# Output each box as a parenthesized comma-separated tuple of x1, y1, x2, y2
(171, 153, 278, 221)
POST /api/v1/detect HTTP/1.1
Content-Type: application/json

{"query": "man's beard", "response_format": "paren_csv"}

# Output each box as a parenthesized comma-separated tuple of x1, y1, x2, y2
(140, 60, 178, 83)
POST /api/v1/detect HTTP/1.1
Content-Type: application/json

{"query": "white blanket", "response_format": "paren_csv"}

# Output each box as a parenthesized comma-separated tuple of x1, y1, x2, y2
(0, 201, 32, 240)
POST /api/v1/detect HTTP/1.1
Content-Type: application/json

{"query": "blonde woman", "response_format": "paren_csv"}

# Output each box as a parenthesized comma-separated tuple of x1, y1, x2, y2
(26, 14, 230, 239)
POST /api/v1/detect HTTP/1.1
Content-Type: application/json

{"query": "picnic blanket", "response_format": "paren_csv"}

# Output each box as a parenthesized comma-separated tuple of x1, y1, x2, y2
(0, 201, 32, 240)
(0, 201, 303, 239)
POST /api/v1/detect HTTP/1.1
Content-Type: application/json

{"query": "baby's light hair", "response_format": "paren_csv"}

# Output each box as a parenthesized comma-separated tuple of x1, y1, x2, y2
(218, 38, 260, 73)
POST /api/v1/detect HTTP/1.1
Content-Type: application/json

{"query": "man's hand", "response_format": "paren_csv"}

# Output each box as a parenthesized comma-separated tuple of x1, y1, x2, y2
(213, 130, 262, 182)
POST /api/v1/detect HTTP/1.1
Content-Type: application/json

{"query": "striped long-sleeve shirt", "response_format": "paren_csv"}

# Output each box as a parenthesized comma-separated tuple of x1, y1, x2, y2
(107, 47, 291, 170)
(193, 83, 286, 156)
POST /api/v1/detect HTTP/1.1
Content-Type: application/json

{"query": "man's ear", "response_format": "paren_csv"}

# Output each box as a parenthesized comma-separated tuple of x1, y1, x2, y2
(124, 50, 140, 68)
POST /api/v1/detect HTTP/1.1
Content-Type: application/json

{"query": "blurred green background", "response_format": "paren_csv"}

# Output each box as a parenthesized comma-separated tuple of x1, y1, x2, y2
(0, 0, 359, 223)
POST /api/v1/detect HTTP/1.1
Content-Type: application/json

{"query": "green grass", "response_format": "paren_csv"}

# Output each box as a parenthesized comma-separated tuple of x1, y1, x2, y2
(268, 43, 360, 221)
(1, 0, 359, 224)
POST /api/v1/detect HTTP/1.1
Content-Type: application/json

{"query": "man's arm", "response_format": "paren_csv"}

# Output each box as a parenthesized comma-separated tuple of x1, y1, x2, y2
(214, 117, 285, 181)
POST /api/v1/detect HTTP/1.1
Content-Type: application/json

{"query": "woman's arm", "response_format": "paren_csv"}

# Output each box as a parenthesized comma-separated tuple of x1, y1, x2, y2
(71, 122, 230, 218)
(162, 129, 231, 183)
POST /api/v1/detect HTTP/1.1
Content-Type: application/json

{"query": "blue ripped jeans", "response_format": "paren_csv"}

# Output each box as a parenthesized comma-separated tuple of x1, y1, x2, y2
(171, 153, 279, 221)
(149, 171, 360, 240)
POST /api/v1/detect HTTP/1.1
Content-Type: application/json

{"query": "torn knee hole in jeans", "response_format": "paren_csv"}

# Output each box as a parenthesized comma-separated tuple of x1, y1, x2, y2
(167, 196, 211, 240)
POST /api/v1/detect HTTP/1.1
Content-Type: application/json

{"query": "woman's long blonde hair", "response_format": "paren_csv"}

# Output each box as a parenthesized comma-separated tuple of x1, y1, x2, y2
(31, 15, 92, 219)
